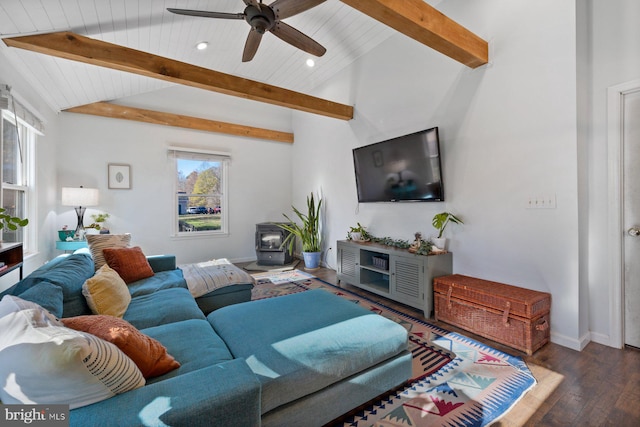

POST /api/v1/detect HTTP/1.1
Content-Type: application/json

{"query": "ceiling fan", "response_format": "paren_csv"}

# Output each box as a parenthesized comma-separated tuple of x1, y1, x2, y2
(167, 0, 327, 62)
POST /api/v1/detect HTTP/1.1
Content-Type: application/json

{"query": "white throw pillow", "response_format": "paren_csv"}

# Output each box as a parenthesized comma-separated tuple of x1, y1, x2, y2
(0, 295, 145, 409)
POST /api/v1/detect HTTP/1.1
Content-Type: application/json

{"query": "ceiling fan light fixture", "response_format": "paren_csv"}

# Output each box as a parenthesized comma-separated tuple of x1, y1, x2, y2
(170, 0, 327, 62)
(195, 41, 209, 50)
(306, 58, 315, 67)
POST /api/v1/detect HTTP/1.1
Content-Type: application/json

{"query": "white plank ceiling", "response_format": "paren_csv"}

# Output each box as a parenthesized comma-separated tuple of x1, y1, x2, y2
(0, 0, 406, 113)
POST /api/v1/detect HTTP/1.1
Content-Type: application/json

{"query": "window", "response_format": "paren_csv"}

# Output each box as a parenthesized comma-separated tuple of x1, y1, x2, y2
(170, 148, 229, 236)
(1, 109, 36, 251)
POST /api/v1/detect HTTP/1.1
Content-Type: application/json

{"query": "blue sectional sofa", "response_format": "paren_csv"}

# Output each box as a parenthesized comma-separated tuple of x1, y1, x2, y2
(0, 250, 412, 426)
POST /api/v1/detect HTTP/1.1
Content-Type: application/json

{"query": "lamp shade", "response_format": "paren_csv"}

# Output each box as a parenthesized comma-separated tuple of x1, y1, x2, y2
(61, 187, 99, 207)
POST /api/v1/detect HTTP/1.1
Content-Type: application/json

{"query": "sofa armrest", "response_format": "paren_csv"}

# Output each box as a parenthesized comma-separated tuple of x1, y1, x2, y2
(70, 359, 261, 427)
(146, 255, 177, 273)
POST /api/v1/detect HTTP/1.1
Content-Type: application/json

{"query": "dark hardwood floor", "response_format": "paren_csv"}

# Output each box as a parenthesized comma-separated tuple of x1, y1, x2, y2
(248, 264, 640, 426)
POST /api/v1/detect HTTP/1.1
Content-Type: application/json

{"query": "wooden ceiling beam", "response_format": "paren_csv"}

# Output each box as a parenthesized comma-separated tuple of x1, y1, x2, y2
(4, 31, 353, 120)
(340, 0, 488, 68)
(64, 102, 294, 143)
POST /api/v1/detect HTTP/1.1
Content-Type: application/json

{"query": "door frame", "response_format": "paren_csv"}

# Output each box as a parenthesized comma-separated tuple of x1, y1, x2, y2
(607, 78, 640, 349)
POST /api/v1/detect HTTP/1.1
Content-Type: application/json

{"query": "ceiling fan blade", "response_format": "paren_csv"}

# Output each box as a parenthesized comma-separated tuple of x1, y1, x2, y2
(270, 22, 326, 57)
(270, 0, 326, 20)
(242, 28, 263, 62)
(166, 8, 245, 20)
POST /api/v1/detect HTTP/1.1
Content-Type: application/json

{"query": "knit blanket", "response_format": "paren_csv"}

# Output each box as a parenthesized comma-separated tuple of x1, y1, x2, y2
(179, 259, 255, 298)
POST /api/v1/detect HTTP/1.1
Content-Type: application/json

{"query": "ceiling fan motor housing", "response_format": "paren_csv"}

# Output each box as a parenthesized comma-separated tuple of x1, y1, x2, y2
(244, 5, 275, 34)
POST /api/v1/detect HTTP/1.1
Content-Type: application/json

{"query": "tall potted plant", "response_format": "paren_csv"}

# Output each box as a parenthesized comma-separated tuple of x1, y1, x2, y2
(278, 193, 322, 269)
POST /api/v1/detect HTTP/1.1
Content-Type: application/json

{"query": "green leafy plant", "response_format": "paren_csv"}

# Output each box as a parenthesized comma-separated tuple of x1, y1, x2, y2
(432, 212, 463, 238)
(0, 208, 28, 231)
(347, 222, 371, 241)
(87, 213, 110, 230)
(278, 193, 322, 253)
(368, 235, 434, 255)
(91, 213, 110, 223)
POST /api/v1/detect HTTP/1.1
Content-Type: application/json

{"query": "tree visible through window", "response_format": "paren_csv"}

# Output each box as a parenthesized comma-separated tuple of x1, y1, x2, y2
(172, 149, 228, 235)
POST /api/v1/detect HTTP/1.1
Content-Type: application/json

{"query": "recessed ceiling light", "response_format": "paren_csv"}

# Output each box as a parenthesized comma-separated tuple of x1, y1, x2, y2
(306, 58, 315, 67)
(196, 41, 209, 50)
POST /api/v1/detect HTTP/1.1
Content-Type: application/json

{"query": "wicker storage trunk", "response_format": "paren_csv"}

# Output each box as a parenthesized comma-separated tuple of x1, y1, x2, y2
(433, 274, 551, 355)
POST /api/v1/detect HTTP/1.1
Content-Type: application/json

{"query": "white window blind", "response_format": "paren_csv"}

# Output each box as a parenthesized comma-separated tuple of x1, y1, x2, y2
(0, 85, 45, 134)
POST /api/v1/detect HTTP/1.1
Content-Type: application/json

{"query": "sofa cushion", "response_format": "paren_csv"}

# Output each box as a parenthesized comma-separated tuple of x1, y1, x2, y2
(124, 287, 205, 330)
(87, 233, 131, 271)
(0, 295, 145, 409)
(16, 281, 63, 318)
(8, 252, 95, 317)
(141, 319, 234, 384)
(62, 315, 180, 379)
(82, 264, 131, 318)
(146, 254, 177, 273)
(69, 359, 261, 427)
(208, 289, 409, 414)
(103, 246, 155, 284)
(196, 283, 254, 315)
(127, 269, 187, 297)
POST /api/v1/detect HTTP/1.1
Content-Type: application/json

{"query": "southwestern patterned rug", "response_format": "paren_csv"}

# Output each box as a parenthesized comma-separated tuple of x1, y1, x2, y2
(250, 270, 536, 427)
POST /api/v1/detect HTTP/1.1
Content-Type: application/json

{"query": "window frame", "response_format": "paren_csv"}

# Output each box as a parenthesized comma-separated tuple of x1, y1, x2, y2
(0, 109, 37, 253)
(169, 147, 229, 238)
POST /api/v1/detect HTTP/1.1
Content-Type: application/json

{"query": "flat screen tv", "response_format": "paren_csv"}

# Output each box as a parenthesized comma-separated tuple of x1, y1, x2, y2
(353, 127, 444, 202)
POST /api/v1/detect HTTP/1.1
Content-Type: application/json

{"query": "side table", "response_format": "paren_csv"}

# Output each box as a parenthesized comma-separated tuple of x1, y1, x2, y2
(0, 242, 23, 280)
(56, 240, 88, 253)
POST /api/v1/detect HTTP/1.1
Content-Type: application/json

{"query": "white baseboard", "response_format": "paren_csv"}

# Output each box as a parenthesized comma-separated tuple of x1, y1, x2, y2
(549, 331, 584, 351)
(550, 330, 624, 352)
(229, 256, 258, 264)
(589, 331, 623, 349)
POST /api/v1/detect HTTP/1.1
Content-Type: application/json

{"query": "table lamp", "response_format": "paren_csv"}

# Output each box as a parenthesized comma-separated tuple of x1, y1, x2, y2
(61, 186, 99, 239)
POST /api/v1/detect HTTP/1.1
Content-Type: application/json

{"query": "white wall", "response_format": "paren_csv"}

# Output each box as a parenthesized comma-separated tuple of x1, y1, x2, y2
(55, 86, 294, 264)
(292, 0, 582, 349)
(584, 0, 640, 345)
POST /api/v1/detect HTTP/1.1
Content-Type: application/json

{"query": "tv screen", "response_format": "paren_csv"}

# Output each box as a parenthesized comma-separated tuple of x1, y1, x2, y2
(353, 127, 444, 202)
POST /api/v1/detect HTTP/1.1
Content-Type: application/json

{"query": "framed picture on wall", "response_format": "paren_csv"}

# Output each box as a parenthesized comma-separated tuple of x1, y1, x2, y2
(108, 163, 131, 189)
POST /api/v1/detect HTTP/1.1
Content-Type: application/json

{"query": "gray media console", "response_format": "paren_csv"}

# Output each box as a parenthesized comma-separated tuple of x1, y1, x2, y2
(336, 240, 452, 318)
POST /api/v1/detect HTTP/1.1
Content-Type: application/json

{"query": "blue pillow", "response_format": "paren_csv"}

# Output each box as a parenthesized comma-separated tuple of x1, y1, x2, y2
(17, 282, 64, 318)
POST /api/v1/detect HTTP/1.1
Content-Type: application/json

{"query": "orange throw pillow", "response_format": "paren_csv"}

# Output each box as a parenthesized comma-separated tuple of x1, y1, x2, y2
(62, 315, 180, 378)
(103, 246, 154, 284)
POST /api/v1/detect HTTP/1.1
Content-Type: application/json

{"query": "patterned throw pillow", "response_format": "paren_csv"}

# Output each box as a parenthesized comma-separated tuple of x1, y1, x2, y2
(62, 315, 180, 378)
(0, 295, 144, 409)
(103, 246, 155, 284)
(82, 264, 131, 318)
(87, 233, 132, 271)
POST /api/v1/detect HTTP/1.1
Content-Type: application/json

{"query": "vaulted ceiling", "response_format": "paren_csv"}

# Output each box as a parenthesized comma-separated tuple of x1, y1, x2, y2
(0, 1, 487, 141)
(0, 0, 403, 112)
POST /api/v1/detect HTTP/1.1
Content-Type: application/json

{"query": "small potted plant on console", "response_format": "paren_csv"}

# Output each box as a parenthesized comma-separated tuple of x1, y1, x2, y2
(431, 212, 463, 250)
(347, 223, 370, 242)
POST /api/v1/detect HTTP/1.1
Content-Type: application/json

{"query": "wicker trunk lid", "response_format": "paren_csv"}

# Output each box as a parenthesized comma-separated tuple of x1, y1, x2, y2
(433, 274, 550, 318)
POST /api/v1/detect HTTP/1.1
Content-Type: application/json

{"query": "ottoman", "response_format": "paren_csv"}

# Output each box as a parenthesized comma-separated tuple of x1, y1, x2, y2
(195, 282, 254, 314)
(179, 259, 255, 315)
(207, 289, 412, 426)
